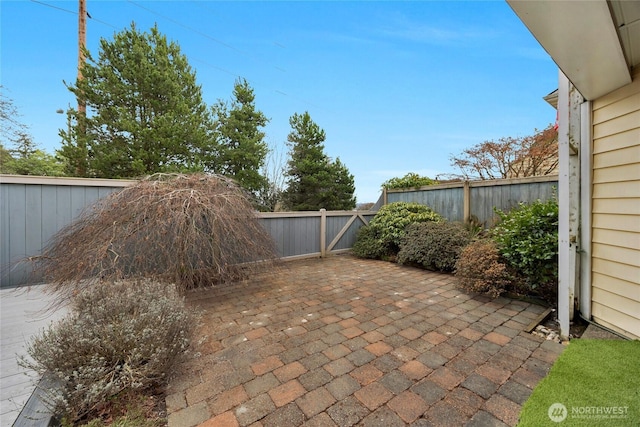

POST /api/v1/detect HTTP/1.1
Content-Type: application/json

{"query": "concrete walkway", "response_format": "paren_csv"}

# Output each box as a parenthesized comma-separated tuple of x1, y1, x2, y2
(167, 255, 565, 427)
(1, 285, 66, 426)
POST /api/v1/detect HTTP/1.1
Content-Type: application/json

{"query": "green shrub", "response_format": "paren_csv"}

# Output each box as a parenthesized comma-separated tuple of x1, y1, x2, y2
(381, 173, 434, 190)
(352, 202, 443, 259)
(454, 239, 524, 298)
(492, 198, 558, 293)
(352, 225, 389, 259)
(370, 202, 443, 250)
(21, 280, 196, 423)
(397, 222, 472, 272)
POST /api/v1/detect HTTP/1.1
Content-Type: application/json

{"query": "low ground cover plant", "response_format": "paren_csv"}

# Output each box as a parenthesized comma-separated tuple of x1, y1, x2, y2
(20, 279, 196, 424)
(398, 221, 472, 272)
(352, 202, 443, 260)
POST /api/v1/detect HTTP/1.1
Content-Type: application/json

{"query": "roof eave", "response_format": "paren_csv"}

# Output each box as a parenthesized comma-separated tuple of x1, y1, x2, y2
(507, 0, 631, 100)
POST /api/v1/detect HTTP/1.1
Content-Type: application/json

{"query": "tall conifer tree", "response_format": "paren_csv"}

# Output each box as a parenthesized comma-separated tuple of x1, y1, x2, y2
(212, 79, 269, 196)
(59, 24, 215, 178)
(283, 112, 356, 211)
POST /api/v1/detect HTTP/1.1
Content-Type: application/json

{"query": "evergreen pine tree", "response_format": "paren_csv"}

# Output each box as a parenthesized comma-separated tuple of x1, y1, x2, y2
(212, 79, 269, 196)
(283, 112, 356, 211)
(59, 24, 215, 178)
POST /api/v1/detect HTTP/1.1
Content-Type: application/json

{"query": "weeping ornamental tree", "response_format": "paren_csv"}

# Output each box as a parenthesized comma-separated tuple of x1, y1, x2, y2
(34, 174, 279, 300)
(58, 23, 216, 178)
(282, 111, 356, 211)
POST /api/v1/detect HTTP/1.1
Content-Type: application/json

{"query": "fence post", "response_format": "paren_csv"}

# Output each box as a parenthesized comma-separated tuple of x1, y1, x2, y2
(383, 187, 388, 206)
(320, 208, 327, 258)
(463, 181, 470, 223)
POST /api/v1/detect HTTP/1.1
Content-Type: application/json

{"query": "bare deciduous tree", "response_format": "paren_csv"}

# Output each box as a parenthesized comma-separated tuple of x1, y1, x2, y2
(257, 142, 287, 211)
(449, 125, 558, 180)
(0, 86, 28, 147)
(508, 125, 559, 178)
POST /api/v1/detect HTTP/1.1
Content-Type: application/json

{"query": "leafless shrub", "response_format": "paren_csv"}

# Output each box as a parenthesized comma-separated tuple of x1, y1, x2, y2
(34, 173, 279, 298)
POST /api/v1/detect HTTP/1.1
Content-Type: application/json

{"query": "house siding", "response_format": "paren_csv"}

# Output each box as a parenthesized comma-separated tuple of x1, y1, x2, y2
(591, 67, 640, 339)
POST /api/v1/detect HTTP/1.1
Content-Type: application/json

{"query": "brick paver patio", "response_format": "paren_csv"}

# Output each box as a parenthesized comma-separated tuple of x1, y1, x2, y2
(166, 255, 564, 427)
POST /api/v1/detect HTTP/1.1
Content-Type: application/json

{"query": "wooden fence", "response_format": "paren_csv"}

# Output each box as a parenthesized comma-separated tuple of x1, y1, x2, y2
(1, 174, 557, 287)
(0, 175, 373, 288)
(384, 175, 558, 226)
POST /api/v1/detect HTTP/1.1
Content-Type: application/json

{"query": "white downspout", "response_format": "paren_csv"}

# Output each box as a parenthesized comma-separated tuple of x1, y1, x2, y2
(579, 101, 592, 320)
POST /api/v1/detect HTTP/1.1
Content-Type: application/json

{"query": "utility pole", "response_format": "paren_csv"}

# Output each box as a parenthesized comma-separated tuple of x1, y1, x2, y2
(78, 0, 87, 115)
(76, 0, 87, 176)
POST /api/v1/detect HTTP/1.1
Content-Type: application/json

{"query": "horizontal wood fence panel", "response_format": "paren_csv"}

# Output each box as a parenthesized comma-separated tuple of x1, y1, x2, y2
(469, 180, 557, 227)
(1, 176, 374, 287)
(386, 175, 558, 226)
(387, 187, 464, 222)
(259, 215, 321, 258)
(1, 181, 126, 288)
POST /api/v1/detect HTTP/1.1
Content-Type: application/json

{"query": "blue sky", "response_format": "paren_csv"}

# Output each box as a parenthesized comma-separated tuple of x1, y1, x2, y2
(1, 1, 558, 203)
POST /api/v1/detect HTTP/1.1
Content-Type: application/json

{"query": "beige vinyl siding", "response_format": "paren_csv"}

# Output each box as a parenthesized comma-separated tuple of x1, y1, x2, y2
(592, 214, 640, 233)
(591, 67, 640, 339)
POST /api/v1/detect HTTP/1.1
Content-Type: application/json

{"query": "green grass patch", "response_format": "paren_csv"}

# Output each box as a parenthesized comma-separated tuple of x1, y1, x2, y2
(518, 339, 640, 426)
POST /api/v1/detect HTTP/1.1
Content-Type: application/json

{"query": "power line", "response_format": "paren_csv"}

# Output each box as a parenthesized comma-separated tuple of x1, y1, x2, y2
(125, 1, 327, 110)
(30, 0, 249, 78)
(30, 0, 320, 111)
(30, 0, 75, 15)
(29, 0, 118, 29)
(274, 90, 321, 111)
(127, 0, 285, 73)
(189, 57, 241, 79)
(185, 2, 329, 110)
(88, 17, 118, 30)
(192, 1, 287, 50)
(128, 1, 238, 51)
